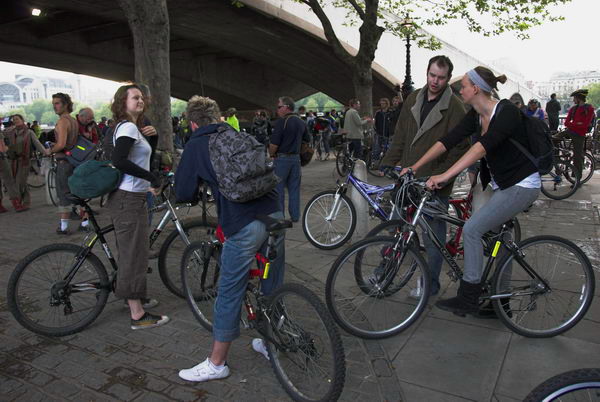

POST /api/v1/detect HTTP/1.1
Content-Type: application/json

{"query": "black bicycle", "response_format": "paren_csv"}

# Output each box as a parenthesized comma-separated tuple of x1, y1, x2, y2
(325, 172, 595, 339)
(525, 368, 600, 401)
(180, 216, 346, 402)
(6, 177, 214, 336)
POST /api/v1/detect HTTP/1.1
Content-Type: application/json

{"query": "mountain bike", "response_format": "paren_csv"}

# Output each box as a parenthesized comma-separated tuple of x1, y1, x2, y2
(552, 134, 595, 185)
(6, 177, 216, 336)
(366, 181, 522, 258)
(525, 368, 600, 401)
(325, 173, 594, 339)
(46, 155, 58, 206)
(302, 159, 398, 249)
(180, 216, 346, 402)
(541, 143, 581, 200)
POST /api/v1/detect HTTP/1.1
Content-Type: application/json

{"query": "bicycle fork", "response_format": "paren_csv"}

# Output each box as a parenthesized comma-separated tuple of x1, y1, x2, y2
(325, 187, 346, 221)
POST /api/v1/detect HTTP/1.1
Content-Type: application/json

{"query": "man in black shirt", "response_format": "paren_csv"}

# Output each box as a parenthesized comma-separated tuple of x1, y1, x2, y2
(545, 93, 561, 131)
(269, 96, 309, 222)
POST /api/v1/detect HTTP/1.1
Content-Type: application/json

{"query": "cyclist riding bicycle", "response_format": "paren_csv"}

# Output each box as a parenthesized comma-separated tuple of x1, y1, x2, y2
(175, 95, 285, 383)
(401, 66, 540, 317)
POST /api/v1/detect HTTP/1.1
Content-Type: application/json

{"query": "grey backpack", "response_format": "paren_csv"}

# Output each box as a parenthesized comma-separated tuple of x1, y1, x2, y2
(208, 124, 279, 202)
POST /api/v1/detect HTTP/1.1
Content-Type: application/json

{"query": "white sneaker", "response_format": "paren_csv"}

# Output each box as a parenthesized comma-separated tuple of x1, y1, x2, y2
(178, 358, 230, 382)
(252, 338, 269, 360)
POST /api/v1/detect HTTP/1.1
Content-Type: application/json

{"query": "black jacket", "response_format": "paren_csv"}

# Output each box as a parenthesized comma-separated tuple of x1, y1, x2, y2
(440, 100, 537, 190)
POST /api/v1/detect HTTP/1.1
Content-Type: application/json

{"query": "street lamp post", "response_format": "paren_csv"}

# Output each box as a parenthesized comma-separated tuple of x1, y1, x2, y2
(401, 15, 414, 98)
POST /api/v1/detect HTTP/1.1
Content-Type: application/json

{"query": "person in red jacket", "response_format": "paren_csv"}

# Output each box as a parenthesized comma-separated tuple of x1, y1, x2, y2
(556, 89, 595, 184)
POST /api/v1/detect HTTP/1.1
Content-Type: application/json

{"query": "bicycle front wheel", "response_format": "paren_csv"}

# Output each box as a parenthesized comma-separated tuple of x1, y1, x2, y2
(158, 217, 218, 298)
(302, 190, 356, 250)
(47, 168, 58, 206)
(7, 244, 110, 337)
(492, 235, 595, 338)
(326, 236, 430, 339)
(264, 283, 345, 402)
(564, 152, 595, 185)
(180, 241, 221, 332)
(541, 164, 580, 200)
(524, 368, 600, 402)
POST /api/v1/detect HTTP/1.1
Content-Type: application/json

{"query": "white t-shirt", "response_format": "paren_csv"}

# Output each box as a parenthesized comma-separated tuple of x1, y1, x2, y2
(114, 122, 152, 193)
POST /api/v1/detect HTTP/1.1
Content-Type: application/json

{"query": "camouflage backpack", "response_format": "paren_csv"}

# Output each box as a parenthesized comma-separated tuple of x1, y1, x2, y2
(208, 123, 279, 203)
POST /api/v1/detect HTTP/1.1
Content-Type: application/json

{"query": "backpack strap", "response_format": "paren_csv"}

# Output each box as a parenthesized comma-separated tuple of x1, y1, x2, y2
(112, 120, 128, 147)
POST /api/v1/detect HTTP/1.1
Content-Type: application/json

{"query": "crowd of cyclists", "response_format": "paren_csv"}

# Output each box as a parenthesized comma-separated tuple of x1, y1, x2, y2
(1, 53, 599, 399)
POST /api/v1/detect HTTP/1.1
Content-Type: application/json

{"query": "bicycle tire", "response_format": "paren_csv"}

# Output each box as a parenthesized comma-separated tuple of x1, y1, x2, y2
(492, 235, 595, 338)
(524, 368, 600, 402)
(264, 283, 346, 402)
(47, 168, 58, 206)
(541, 164, 580, 200)
(335, 152, 351, 177)
(181, 241, 221, 332)
(326, 236, 430, 339)
(302, 190, 356, 250)
(564, 152, 595, 185)
(158, 217, 218, 298)
(27, 162, 45, 188)
(7, 243, 110, 337)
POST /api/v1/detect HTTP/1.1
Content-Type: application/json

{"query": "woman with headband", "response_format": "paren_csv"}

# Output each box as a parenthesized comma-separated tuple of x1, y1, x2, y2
(401, 66, 540, 317)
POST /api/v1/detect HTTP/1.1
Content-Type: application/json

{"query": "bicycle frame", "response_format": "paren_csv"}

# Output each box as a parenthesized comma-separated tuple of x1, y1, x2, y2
(399, 184, 552, 296)
(341, 171, 396, 220)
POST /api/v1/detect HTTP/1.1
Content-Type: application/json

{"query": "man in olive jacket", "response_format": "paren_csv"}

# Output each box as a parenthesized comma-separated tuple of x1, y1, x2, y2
(382, 55, 468, 297)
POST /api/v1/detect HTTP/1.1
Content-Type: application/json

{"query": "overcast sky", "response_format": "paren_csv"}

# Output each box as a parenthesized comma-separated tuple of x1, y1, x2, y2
(425, 0, 598, 80)
(0, 0, 597, 90)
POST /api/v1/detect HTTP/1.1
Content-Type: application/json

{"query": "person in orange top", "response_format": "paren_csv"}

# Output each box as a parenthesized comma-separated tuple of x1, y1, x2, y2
(557, 89, 595, 184)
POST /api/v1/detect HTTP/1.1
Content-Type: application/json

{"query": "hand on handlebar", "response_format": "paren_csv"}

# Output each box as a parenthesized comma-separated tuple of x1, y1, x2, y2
(399, 167, 413, 177)
(426, 174, 447, 190)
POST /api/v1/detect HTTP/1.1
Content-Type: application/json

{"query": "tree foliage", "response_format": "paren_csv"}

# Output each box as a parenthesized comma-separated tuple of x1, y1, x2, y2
(171, 99, 187, 117)
(587, 83, 600, 108)
(292, 0, 570, 112)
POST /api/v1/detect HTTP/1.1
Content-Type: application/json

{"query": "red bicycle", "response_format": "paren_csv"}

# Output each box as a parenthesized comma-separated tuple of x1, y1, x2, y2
(179, 217, 346, 402)
(365, 184, 522, 256)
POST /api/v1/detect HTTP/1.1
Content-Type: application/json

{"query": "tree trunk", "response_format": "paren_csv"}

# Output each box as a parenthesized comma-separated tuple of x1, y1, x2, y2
(118, 0, 173, 153)
(352, 60, 374, 117)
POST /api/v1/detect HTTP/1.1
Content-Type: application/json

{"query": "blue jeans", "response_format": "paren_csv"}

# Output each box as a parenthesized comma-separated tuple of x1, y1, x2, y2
(274, 155, 301, 221)
(422, 196, 449, 295)
(213, 211, 285, 342)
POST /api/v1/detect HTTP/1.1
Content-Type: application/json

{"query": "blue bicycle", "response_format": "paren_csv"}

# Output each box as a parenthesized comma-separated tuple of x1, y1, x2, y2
(302, 159, 397, 249)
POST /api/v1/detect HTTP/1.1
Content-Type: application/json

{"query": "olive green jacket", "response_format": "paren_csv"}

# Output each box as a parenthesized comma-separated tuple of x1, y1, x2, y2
(381, 85, 469, 196)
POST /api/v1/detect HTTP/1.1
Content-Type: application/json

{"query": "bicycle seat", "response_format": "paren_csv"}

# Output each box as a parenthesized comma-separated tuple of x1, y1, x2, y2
(256, 215, 293, 232)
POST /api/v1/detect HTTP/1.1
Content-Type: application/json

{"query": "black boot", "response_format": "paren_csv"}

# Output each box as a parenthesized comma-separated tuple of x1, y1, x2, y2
(476, 298, 512, 319)
(435, 280, 481, 317)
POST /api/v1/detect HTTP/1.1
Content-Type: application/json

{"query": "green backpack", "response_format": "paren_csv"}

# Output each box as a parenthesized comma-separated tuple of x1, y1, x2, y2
(68, 160, 122, 199)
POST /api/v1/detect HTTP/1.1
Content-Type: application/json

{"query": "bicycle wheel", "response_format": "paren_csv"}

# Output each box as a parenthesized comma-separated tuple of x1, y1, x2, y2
(524, 368, 600, 402)
(302, 190, 356, 250)
(492, 235, 595, 338)
(27, 161, 45, 188)
(47, 167, 58, 206)
(180, 241, 221, 332)
(326, 236, 430, 339)
(264, 283, 345, 402)
(541, 164, 579, 200)
(158, 217, 218, 298)
(564, 153, 595, 185)
(335, 152, 351, 177)
(7, 244, 110, 337)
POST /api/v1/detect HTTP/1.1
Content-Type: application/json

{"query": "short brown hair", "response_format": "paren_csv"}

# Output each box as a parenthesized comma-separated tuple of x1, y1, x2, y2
(427, 55, 454, 78)
(278, 96, 295, 111)
(186, 96, 221, 127)
(348, 98, 359, 107)
(110, 84, 146, 127)
(52, 92, 73, 113)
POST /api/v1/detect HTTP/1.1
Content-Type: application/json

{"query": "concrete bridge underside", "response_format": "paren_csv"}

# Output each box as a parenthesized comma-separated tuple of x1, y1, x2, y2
(1, 0, 398, 110)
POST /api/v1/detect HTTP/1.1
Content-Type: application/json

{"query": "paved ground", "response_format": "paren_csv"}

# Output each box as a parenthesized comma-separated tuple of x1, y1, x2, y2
(1, 159, 599, 401)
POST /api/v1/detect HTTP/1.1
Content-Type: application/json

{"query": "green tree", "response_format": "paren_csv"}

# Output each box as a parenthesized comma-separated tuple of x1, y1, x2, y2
(587, 83, 600, 108)
(296, 0, 570, 114)
(41, 111, 58, 125)
(24, 99, 53, 121)
(94, 103, 112, 121)
(171, 99, 187, 117)
(324, 100, 343, 111)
